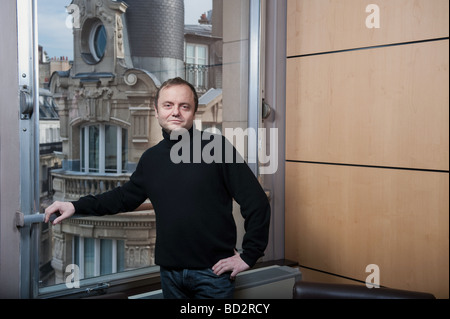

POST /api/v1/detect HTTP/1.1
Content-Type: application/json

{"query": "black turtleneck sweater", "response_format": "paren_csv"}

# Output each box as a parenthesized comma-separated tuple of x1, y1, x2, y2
(72, 128, 271, 269)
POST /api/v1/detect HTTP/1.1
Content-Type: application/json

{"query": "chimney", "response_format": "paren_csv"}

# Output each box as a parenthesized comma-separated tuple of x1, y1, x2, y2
(198, 12, 209, 25)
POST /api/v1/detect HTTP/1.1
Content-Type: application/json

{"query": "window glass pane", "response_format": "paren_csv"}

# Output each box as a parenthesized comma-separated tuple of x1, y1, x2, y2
(100, 239, 113, 275)
(186, 45, 195, 63)
(81, 128, 85, 172)
(104, 125, 117, 173)
(84, 238, 95, 278)
(94, 25, 107, 60)
(37, 0, 256, 293)
(117, 240, 125, 272)
(122, 130, 128, 173)
(73, 236, 80, 268)
(88, 126, 99, 173)
(197, 46, 207, 62)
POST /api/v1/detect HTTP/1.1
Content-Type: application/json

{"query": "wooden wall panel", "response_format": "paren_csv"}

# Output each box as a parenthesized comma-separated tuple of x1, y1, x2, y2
(286, 40, 449, 171)
(285, 162, 449, 298)
(287, 0, 450, 57)
(285, 0, 449, 298)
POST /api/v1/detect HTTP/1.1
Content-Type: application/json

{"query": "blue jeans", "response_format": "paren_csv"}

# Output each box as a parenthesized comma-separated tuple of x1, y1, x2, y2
(160, 267, 235, 299)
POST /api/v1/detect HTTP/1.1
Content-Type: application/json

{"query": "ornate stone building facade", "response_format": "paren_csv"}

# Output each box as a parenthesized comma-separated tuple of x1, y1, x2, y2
(49, 0, 160, 283)
(47, 0, 223, 284)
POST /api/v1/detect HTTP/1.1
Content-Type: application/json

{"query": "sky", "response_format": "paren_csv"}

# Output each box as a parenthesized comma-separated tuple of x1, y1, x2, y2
(37, 0, 212, 60)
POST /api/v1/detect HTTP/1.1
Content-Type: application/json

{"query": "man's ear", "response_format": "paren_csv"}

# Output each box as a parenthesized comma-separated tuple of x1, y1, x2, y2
(154, 105, 159, 118)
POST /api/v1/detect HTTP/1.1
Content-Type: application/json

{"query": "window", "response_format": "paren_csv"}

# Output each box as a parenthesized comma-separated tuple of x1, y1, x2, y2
(73, 236, 125, 278)
(91, 23, 107, 61)
(186, 43, 208, 90)
(81, 124, 128, 174)
(8, 0, 281, 298)
(81, 18, 107, 64)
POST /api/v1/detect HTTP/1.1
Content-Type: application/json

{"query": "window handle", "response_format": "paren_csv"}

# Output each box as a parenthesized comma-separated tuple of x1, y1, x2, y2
(15, 211, 53, 227)
(15, 211, 89, 227)
(86, 283, 110, 294)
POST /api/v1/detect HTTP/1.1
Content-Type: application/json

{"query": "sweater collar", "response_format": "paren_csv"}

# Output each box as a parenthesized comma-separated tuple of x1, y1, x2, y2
(162, 126, 195, 144)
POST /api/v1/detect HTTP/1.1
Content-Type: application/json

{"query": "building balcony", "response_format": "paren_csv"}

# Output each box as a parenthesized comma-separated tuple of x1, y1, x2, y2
(48, 169, 156, 285)
(51, 169, 132, 202)
(185, 63, 208, 94)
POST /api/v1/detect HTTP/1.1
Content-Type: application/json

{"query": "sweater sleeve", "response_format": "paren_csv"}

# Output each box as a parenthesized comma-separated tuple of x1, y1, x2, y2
(72, 156, 148, 216)
(222, 138, 271, 267)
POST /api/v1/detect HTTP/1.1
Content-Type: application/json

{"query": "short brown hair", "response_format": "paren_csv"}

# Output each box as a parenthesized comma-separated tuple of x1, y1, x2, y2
(154, 77, 199, 113)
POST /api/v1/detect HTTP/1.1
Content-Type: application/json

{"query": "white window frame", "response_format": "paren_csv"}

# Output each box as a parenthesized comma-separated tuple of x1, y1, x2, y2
(185, 43, 209, 89)
(81, 124, 125, 174)
(74, 236, 122, 279)
(89, 21, 107, 63)
(185, 43, 208, 65)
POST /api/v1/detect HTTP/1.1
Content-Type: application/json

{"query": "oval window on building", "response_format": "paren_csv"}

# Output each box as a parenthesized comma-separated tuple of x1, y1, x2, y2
(91, 22, 107, 61)
(81, 19, 107, 64)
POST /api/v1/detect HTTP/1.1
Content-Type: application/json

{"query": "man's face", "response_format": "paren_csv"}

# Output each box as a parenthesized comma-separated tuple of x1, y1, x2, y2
(155, 84, 196, 133)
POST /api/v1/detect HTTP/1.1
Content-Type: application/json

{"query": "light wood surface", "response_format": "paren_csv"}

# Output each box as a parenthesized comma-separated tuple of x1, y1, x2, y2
(285, 0, 449, 298)
(286, 40, 449, 171)
(287, 0, 450, 57)
(285, 162, 449, 298)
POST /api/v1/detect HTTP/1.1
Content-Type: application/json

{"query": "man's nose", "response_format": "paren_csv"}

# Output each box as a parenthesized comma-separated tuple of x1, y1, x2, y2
(171, 106, 180, 116)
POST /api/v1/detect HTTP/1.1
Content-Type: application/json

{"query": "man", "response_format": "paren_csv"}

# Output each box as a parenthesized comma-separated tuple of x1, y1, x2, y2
(45, 77, 271, 299)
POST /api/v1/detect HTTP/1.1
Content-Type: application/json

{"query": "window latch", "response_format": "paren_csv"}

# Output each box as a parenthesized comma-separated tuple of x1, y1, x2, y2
(19, 88, 34, 120)
(262, 98, 272, 120)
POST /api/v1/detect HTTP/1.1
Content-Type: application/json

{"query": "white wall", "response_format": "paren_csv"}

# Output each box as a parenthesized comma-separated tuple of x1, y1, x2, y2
(0, 0, 21, 298)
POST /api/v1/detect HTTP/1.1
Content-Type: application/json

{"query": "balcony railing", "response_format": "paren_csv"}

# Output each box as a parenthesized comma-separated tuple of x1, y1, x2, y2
(185, 63, 208, 94)
(40, 142, 62, 155)
(51, 169, 131, 201)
